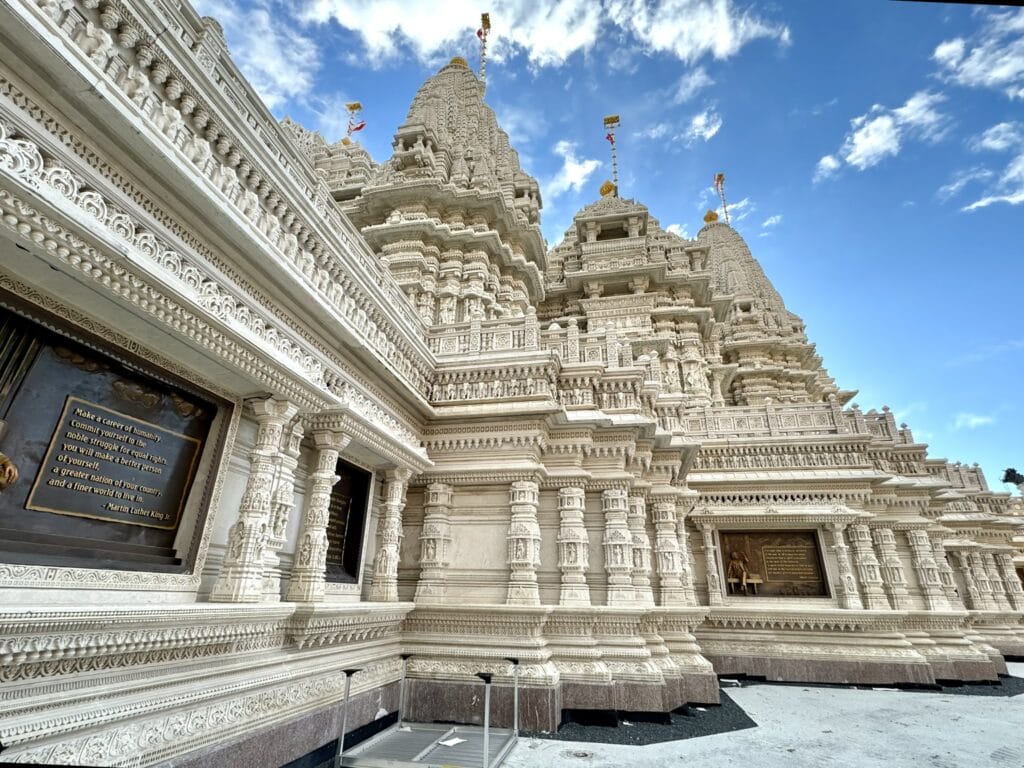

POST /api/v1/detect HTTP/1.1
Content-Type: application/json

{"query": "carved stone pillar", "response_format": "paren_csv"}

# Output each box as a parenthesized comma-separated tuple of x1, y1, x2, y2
(697, 522, 723, 606)
(675, 499, 699, 606)
(557, 486, 590, 606)
(212, 398, 299, 602)
(627, 493, 654, 606)
(931, 537, 964, 609)
(368, 467, 413, 602)
(263, 418, 303, 600)
(286, 429, 350, 602)
(848, 524, 889, 609)
(602, 488, 635, 606)
(650, 495, 684, 606)
(994, 553, 1024, 611)
(414, 482, 454, 604)
(952, 551, 982, 609)
(968, 552, 999, 610)
(871, 527, 910, 610)
(828, 523, 863, 610)
(506, 479, 542, 605)
(905, 529, 952, 611)
(983, 552, 1013, 611)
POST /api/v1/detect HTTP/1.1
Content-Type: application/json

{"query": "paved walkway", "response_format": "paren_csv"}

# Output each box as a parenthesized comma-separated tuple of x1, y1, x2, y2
(505, 663, 1024, 768)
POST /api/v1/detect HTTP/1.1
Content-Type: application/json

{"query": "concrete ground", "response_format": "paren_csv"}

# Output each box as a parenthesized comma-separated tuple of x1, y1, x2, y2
(505, 663, 1024, 768)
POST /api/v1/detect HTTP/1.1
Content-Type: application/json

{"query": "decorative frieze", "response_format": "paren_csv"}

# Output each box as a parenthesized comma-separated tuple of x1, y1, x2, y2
(556, 485, 590, 607)
(506, 479, 542, 605)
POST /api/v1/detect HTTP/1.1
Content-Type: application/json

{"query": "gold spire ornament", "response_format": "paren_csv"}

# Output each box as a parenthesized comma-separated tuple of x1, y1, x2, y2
(477, 13, 491, 92)
(603, 114, 620, 195)
(599, 179, 616, 197)
(703, 209, 719, 223)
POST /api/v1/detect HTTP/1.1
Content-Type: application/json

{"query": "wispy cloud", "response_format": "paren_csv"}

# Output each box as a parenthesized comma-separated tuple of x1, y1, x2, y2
(946, 338, 1024, 367)
(959, 121, 1024, 211)
(633, 122, 672, 141)
(937, 167, 993, 201)
(953, 412, 994, 430)
(665, 222, 691, 239)
(761, 214, 782, 229)
(682, 107, 723, 146)
(718, 196, 753, 223)
(932, 8, 1024, 100)
(546, 140, 601, 199)
(814, 91, 948, 182)
(673, 66, 713, 103)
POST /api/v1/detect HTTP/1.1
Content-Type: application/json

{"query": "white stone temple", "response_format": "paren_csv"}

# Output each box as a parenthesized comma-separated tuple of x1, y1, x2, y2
(0, 2, 1021, 765)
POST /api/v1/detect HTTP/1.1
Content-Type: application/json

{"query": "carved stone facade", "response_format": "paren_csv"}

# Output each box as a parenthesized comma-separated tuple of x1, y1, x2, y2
(0, 2, 1021, 765)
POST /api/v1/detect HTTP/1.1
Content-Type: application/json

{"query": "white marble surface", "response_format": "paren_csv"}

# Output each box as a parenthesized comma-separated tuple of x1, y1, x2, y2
(506, 674, 1024, 768)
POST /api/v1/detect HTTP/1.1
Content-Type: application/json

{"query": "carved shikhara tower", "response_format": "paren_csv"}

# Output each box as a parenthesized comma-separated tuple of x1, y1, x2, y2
(0, 4, 1021, 766)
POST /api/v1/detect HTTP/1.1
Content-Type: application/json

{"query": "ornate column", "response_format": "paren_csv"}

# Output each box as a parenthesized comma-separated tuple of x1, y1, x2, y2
(906, 529, 952, 611)
(263, 418, 303, 600)
(556, 485, 590, 606)
(650, 495, 685, 606)
(871, 527, 910, 610)
(994, 552, 1024, 611)
(696, 521, 724, 606)
(627, 493, 654, 606)
(368, 467, 413, 602)
(968, 551, 999, 610)
(602, 488, 635, 605)
(286, 428, 350, 602)
(828, 523, 863, 609)
(675, 498, 699, 606)
(931, 536, 964, 609)
(983, 552, 1013, 611)
(414, 482, 454, 604)
(952, 551, 982, 609)
(848, 524, 889, 609)
(506, 479, 542, 605)
(212, 398, 299, 602)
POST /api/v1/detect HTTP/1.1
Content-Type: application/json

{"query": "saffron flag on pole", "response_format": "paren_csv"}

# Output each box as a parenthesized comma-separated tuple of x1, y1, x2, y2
(349, 120, 366, 133)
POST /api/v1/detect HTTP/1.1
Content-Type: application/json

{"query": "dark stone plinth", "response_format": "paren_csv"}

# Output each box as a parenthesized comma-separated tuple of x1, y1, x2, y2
(613, 682, 667, 712)
(561, 682, 614, 710)
(679, 670, 721, 706)
(163, 680, 399, 768)
(404, 678, 561, 733)
(706, 654, 937, 687)
(929, 658, 1001, 683)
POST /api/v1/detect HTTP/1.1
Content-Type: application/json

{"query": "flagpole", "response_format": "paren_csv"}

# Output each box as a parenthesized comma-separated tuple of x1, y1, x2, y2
(714, 172, 729, 225)
(478, 13, 490, 93)
(603, 114, 620, 195)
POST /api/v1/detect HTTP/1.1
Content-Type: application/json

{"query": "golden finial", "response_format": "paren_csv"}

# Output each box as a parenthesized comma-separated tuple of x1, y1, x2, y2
(341, 137, 352, 146)
(450, 56, 469, 68)
(703, 209, 719, 223)
(345, 101, 363, 113)
(603, 114, 620, 127)
(599, 180, 616, 197)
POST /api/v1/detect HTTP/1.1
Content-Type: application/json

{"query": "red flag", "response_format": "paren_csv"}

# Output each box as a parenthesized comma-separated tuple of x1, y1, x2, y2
(477, 28, 485, 39)
(606, 132, 614, 143)
(349, 120, 366, 133)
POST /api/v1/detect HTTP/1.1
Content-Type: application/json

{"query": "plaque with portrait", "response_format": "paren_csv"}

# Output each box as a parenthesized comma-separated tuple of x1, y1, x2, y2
(719, 530, 829, 598)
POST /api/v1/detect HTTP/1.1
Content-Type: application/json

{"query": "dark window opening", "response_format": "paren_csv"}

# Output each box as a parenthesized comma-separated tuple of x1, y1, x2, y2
(596, 224, 626, 241)
(323, 459, 372, 583)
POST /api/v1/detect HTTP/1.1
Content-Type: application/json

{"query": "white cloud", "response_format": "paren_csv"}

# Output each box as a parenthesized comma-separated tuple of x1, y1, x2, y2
(296, 0, 787, 70)
(937, 167, 993, 202)
(546, 140, 601, 198)
(933, 9, 1024, 100)
(953, 412, 994, 430)
(673, 66, 713, 103)
(960, 120, 1024, 211)
(813, 154, 840, 183)
(682, 108, 723, 145)
(718, 196, 753, 222)
(970, 122, 1024, 152)
(605, 0, 790, 65)
(666, 223, 691, 238)
(815, 91, 948, 181)
(761, 214, 782, 229)
(634, 122, 672, 140)
(194, 0, 320, 110)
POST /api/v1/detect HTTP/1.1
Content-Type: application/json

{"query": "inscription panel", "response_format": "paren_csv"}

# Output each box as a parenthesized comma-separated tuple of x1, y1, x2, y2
(27, 397, 201, 529)
(719, 530, 829, 598)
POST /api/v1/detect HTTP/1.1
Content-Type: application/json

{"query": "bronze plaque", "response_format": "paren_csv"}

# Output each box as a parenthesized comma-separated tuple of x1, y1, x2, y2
(719, 530, 829, 597)
(26, 396, 202, 529)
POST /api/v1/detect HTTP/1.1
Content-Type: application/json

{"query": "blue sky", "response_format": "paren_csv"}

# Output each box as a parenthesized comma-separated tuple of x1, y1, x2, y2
(194, 0, 1024, 494)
